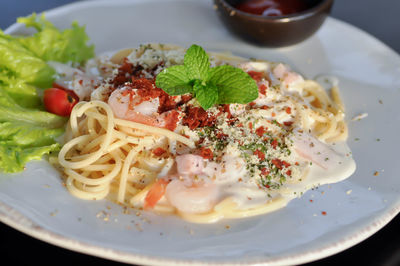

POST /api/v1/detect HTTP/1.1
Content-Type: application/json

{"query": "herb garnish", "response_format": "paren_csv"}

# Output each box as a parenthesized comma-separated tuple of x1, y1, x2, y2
(155, 44, 258, 110)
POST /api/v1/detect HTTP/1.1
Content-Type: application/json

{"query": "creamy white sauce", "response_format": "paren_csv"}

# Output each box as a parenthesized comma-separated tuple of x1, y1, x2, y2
(204, 142, 355, 210)
(269, 142, 355, 204)
(89, 45, 357, 217)
(161, 140, 355, 212)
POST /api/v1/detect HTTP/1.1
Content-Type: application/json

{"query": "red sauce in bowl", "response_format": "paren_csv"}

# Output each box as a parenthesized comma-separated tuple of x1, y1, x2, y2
(234, 0, 310, 17)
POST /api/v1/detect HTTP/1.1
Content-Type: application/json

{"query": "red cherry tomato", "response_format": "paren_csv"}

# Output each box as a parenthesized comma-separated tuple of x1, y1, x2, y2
(43, 88, 79, 117)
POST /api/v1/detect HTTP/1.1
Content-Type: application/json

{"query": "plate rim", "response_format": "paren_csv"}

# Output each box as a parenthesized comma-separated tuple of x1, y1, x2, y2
(1, 198, 399, 266)
(2, 0, 400, 265)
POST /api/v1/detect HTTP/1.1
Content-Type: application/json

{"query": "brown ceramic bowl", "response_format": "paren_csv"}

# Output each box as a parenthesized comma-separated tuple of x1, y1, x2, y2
(213, 0, 334, 47)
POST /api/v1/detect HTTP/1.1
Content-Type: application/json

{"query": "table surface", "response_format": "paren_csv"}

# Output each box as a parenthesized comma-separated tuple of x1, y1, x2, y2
(0, 0, 399, 265)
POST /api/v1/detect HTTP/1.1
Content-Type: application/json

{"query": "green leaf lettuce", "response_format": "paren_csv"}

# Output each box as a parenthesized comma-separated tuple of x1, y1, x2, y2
(17, 13, 95, 64)
(0, 30, 55, 88)
(0, 143, 60, 173)
(0, 13, 94, 173)
(0, 87, 66, 173)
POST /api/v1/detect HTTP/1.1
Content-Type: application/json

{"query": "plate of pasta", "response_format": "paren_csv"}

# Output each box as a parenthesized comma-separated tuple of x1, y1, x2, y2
(1, 0, 400, 265)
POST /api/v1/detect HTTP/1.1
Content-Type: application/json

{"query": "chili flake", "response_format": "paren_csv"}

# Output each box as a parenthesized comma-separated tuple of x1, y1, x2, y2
(253, 150, 265, 161)
(200, 148, 214, 160)
(247, 71, 263, 82)
(152, 147, 166, 156)
(255, 126, 266, 137)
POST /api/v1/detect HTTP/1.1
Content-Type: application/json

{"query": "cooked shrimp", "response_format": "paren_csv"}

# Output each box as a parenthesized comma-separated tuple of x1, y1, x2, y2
(176, 154, 204, 175)
(292, 131, 343, 170)
(143, 175, 220, 214)
(108, 89, 179, 130)
(165, 179, 219, 214)
(273, 63, 304, 86)
(143, 154, 221, 213)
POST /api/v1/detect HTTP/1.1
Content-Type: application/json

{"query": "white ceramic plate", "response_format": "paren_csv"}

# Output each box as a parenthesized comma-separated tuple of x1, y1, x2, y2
(1, 0, 400, 265)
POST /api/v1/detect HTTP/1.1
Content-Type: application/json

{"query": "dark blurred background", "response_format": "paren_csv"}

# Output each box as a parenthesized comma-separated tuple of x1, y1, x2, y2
(0, 0, 399, 265)
(1, 0, 399, 53)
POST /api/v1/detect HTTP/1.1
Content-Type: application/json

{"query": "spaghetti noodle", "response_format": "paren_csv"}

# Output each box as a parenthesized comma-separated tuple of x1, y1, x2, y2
(57, 44, 355, 223)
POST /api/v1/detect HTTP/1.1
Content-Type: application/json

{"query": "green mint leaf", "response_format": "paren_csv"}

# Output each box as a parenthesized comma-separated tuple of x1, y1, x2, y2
(209, 65, 259, 104)
(155, 65, 193, 95)
(184, 44, 210, 81)
(193, 80, 218, 110)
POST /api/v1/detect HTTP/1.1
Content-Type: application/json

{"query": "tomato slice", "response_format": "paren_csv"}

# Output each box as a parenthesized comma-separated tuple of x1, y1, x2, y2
(144, 179, 170, 209)
(43, 88, 79, 117)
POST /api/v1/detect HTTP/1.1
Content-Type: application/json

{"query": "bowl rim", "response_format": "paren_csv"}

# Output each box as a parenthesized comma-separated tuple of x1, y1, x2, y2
(215, 0, 334, 22)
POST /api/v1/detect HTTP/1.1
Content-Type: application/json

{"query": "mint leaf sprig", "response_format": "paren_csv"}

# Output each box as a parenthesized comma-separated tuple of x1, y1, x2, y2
(155, 44, 259, 110)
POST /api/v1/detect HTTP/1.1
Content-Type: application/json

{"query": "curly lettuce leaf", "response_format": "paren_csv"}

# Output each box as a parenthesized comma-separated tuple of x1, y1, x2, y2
(0, 69, 41, 108)
(0, 144, 60, 173)
(0, 121, 64, 147)
(17, 13, 95, 64)
(0, 88, 65, 174)
(0, 30, 55, 88)
(0, 120, 63, 173)
(0, 13, 95, 173)
(0, 88, 66, 127)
